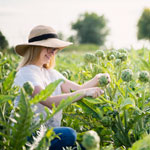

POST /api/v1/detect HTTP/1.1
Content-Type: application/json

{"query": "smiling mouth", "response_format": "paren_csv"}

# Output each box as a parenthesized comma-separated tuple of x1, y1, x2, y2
(45, 55, 50, 59)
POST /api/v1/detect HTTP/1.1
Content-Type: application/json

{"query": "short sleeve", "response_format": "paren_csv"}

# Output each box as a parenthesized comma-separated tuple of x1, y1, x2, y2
(13, 69, 44, 88)
(52, 69, 66, 80)
(47, 69, 66, 90)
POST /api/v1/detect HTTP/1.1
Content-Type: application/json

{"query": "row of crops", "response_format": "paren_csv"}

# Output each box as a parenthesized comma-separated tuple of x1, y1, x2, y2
(0, 48, 150, 150)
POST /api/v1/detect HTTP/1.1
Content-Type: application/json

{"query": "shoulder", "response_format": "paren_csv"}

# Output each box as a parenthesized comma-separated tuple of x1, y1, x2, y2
(47, 68, 66, 80)
(14, 65, 44, 88)
(47, 68, 59, 74)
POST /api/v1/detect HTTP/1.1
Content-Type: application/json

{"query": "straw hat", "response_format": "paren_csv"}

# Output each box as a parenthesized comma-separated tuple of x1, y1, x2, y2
(15, 25, 72, 56)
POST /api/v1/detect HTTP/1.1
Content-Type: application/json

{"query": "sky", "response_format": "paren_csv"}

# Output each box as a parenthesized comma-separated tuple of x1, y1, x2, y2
(0, 0, 150, 49)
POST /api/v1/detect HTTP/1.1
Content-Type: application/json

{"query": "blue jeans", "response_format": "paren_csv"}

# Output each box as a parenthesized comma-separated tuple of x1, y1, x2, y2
(50, 127, 77, 150)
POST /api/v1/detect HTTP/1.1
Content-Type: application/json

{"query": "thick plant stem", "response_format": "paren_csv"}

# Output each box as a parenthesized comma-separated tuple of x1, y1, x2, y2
(112, 66, 122, 99)
(117, 113, 132, 147)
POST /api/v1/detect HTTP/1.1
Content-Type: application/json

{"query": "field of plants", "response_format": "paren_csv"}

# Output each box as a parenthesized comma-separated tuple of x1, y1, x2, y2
(1, 47, 150, 150)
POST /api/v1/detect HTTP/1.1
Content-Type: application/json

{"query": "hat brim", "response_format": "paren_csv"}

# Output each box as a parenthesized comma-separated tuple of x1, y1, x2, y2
(15, 38, 73, 56)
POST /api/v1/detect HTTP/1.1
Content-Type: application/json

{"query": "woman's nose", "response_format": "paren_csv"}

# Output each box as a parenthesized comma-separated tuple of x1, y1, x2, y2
(51, 50, 55, 55)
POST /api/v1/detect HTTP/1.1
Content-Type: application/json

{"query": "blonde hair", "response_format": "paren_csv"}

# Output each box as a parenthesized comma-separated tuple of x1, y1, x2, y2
(17, 46, 55, 71)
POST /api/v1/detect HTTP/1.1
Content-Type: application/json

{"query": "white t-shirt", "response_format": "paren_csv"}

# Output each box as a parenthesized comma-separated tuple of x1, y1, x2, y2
(13, 64, 66, 128)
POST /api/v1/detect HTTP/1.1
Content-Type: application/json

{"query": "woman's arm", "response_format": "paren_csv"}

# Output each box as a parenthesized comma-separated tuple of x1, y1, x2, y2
(32, 85, 103, 109)
(61, 73, 111, 93)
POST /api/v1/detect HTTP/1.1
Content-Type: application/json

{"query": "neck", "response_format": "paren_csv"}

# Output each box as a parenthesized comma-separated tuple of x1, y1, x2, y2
(31, 61, 43, 68)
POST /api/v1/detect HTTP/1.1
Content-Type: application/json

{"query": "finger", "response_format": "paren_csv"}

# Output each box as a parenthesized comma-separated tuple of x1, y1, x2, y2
(100, 90, 104, 95)
(92, 93, 96, 98)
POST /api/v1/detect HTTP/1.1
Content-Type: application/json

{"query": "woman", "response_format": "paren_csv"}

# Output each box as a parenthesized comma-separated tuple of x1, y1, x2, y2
(14, 25, 111, 150)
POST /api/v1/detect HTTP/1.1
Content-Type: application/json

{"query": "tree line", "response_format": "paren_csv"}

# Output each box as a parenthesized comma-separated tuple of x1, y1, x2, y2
(0, 7, 150, 53)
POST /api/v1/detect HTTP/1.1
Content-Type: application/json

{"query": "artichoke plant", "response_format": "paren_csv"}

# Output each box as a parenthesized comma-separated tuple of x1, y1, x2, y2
(118, 49, 128, 54)
(121, 69, 133, 82)
(116, 52, 128, 62)
(84, 53, 97, 63)
(23, 81, 34, 95)
(82, 130, 100, 150)
(99, 74, 110, 87)
(95, 50, 105, 58)
(107, 54, 115, 61)
(138, 71, 149, 83)
(115, 59, 121, 66)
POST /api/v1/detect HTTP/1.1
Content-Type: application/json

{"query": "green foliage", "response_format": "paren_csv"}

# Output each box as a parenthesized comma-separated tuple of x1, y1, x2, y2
(138, 71, 149, 83)
(61, 44, 99, 53)
(72, 12, 109, 45)
(23, 81, 34, 95)
(121, 69, 133, 82)
(59, 48, 150, 149)
(9, 89, 33, 150)
(0, 61, 80, 150)
(0, 31, 9, 51)
(99, 75, 109, 87)
(129, 134, 150, 150)
(2, 48, 150, 149)
(82, 130, 100, 150)
(84, 53, 97, 63)
(137, 8, 150, 41)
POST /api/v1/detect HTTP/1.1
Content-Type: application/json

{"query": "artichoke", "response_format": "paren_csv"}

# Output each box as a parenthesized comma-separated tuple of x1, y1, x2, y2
(23, 81, 34, 95)
(115, 59, 121, 66)
(101, 116, 111, 127)
(107, 54, 115, 61)
(84, 53, 97, 63)
(82, 130, 100, 150)
(62, 70, 71, 79)
(99, 74, 109, 87)
(118, 49, 128, 54)
(4, 63, 10, 69)
(121, 69, 133, 82)
(95, 50, 105, 58)
(116, 52, 127, 61)
(138, 71, 149, 83)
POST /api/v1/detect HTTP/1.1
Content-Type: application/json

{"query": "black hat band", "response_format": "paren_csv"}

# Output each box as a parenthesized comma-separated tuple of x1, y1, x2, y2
(28, 33, 58, 43)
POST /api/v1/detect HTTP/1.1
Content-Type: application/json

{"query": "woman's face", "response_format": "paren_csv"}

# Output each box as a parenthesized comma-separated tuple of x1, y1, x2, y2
(35, 47, 58, 67)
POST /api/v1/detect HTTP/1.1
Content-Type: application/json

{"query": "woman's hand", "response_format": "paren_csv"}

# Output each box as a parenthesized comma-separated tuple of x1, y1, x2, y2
(94, 73, 111, 86)
(76, 87, 104, 98)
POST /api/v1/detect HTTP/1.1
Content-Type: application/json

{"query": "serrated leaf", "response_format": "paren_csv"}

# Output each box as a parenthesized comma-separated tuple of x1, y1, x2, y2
(30, 79, 63, 104)
(0, 95, 15, 104)
(120, 98, 135, 109)
(3, 70, 16, 91)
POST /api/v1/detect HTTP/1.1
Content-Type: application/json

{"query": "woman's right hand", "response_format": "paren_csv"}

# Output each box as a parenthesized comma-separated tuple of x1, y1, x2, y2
(77, 87, 104, 98)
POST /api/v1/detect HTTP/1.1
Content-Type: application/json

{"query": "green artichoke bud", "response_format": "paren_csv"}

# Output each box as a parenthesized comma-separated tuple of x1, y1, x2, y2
(115, 59, 121, 66)
(95, 50, 105, 58)
(118, 49, 128, 54)
(107, 54, 115, 61)
(62, 69, 71, 79)
(4, 63, 10, 69)
(99, 74, 109, 87)
(102, 55, 105, 60)
(65, 69, 71, 76)
(111, 50, 118, 57)
(101, 117, 111, 127)
(0, 52, 3, 58)
(116, 52, 127, 61)
(82, 130, 100, 150)
(84, 53, 97, 63)
(138, 71, 149, 83)
(121, 69, 133, 82)
(107, 50, 117, 58)
(121, 53, 127, 61)
(23, 81, 34, 95)
(62, 71, 68, 79)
